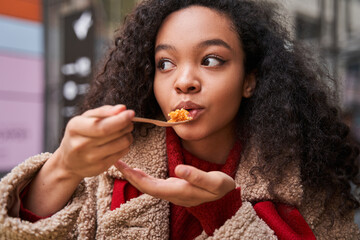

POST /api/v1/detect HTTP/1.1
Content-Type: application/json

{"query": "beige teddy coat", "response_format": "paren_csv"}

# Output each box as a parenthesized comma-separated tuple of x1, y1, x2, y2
(0, 127, 359, 239)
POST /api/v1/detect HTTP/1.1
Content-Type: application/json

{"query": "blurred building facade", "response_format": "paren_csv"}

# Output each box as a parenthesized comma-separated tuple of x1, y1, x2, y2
(268, 0, 360, 141)
(0, 0, 138, 176)
(268, 0, 360, 226)
(43, 0, 139, 153)
(0, 0, 44, 172)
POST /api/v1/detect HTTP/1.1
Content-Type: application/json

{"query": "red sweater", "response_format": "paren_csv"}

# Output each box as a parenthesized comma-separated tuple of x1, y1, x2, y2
(20, 128, 316, 240)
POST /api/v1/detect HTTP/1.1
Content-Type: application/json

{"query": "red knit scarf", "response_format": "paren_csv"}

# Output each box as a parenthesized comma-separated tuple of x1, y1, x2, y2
(166, 128, 242, 239)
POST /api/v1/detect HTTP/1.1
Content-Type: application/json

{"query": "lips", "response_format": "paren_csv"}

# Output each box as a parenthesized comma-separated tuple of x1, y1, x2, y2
(174, 101, 204, 119)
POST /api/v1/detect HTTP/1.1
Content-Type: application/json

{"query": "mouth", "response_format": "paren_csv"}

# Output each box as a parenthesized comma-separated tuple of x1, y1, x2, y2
(174, 101, 204, 119)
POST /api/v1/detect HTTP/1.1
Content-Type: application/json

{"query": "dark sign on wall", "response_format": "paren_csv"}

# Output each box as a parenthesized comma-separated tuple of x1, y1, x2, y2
(61, 9, 94, 127)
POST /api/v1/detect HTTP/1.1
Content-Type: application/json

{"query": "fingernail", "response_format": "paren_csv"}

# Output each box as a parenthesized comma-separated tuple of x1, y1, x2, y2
(113, 105, 125, 113)
(176, 165, 190, 177)
(115, 160, 127, 170)
(127, 110, 135, 118)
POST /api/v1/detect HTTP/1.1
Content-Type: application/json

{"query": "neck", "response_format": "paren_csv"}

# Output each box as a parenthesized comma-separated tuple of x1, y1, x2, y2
(181, 124, 236, 164)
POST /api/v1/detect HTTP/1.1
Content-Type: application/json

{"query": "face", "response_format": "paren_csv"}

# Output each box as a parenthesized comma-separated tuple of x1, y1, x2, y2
(154, 6, 255, 142)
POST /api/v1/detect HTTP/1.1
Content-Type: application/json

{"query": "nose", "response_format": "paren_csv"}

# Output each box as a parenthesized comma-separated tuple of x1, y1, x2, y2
(174, 66, 201, 94)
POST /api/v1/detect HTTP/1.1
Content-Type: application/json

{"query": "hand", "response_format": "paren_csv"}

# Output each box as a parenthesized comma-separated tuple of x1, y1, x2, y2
(115, 161, 235, 207)
(57, 105, 135, 180)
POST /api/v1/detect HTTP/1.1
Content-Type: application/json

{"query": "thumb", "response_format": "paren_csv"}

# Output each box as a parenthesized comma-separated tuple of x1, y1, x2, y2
(175, 164, 235, 194)
(174, 165, 208, 187)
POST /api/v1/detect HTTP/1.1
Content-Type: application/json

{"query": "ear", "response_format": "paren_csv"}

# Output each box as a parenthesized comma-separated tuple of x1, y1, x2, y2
(242, 72, 256, 98)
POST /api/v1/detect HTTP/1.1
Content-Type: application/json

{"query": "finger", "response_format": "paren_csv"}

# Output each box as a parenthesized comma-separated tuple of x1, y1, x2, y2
(175, 165, 235, 194)
(69, 109, 134, 137)
(114, 160, 138, 176)
(95, 109, 135, 135)
(114, 161, 154, 193)
(149, 177, 217, 205)
(94, 133, 133, 159)
(79, 148, 131, 176)
(83, 104, 126, 118)
(94, 123, 134, 146)
(101, 148, 132, 170)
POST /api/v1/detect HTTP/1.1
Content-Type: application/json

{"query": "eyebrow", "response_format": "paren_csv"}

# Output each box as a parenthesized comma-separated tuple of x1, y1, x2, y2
(155, 38, 232, 54)
(197, 39, 232, 51)
(155, 44, 176, 54)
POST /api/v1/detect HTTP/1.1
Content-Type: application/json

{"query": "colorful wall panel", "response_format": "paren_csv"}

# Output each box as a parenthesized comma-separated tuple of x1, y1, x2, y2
(0, 0, 42, 22)
(0, 0, 44, 171)
(0, 15, 43, 55)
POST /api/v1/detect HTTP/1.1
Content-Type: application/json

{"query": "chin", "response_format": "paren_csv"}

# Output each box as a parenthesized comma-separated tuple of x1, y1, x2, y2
(172, 126, 206, 141)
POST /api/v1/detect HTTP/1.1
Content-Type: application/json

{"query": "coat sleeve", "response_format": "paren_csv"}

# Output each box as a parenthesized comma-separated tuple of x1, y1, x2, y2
(0, 153, 98, 240)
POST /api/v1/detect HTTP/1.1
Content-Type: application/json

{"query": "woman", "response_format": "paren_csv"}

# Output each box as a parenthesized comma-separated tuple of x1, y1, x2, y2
(1, 0, 359, 239)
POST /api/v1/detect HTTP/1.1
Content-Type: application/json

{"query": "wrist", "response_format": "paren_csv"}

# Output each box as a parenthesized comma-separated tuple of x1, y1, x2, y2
(49, 148, 83, 184)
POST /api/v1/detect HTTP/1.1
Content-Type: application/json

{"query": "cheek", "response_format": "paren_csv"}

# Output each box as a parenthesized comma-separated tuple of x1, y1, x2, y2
(211, 82, 242, 117)
(213, 80, 242, 104)
(153, 79, 169, 114)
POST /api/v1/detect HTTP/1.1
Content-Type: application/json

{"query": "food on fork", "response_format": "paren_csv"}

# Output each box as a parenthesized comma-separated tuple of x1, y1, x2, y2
(168, 108, 193, 122)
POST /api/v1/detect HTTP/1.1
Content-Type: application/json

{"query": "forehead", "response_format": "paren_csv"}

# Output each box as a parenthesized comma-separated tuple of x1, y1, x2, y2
(155, 5, 240, 49)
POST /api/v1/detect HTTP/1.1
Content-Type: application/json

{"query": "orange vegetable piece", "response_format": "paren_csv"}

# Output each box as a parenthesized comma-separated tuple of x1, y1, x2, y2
(167, 108, 192, 122)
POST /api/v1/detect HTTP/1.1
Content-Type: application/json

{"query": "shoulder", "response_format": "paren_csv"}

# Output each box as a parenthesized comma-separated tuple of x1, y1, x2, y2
(300, 187, 360, 239)
(235, 143, 303, 206)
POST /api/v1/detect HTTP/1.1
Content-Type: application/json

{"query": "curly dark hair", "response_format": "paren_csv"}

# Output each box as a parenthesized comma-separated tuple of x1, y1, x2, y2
(80, 0, 360, 217)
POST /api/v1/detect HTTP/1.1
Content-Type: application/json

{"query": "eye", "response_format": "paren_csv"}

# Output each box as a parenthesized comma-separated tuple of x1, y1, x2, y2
(202, 56, 226, 67)
(157, 59, 175, 71)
